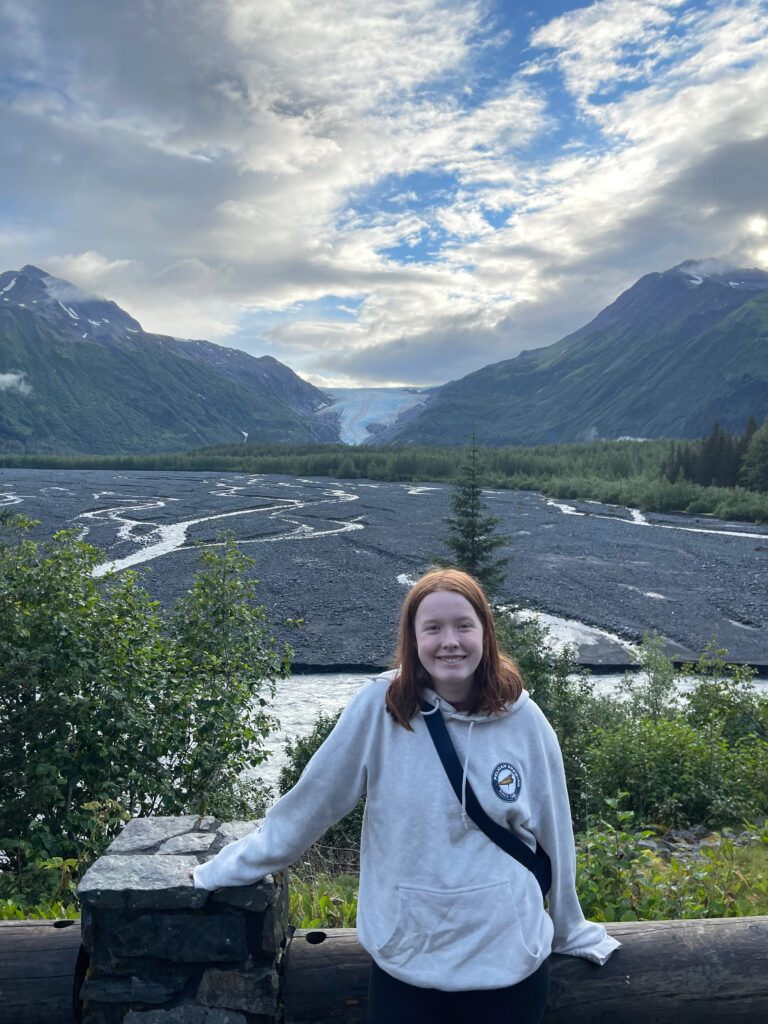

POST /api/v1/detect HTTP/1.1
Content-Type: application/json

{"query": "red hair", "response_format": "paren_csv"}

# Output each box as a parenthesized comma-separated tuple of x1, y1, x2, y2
(385, 568, 523, 729)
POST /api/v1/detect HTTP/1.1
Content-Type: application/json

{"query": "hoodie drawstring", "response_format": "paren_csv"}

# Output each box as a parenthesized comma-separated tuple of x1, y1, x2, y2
(421, 699, 475, 832)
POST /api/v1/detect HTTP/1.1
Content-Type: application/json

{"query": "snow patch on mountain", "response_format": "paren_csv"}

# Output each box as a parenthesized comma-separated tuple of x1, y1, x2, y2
(58, 300, 80, 320)
(674, 258, 768, 291)
(319, 387, 434, 445)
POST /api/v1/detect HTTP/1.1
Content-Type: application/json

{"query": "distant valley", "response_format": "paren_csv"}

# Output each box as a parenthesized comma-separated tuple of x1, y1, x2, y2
(1, 258, 767, 454)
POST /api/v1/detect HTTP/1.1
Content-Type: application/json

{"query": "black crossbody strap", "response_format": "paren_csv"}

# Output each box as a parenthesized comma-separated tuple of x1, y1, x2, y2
(421, 702, 552, 897)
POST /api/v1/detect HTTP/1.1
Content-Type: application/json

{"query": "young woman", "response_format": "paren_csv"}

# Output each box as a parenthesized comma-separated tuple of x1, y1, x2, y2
(191, 568, 619, 1023)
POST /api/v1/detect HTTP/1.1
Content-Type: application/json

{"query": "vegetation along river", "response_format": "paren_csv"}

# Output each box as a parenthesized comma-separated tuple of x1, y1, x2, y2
(257, 669, 768, 792)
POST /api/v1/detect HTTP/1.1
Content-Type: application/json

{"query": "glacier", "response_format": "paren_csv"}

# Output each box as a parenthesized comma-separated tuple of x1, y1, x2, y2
(319, 387, 434, 445)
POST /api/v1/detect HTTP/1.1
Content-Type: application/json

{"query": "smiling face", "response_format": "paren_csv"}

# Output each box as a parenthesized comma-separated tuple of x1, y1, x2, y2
(413, 589, 484, 703)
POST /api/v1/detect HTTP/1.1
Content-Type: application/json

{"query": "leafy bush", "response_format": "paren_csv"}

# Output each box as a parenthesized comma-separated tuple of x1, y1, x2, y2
(0, 513, 289, 890)
(584, 719, 754, 828)
(682, 643, 765, 743)
(1, 897, 80, 921)
(582, 638, 768, 828)
(279, 712, 365, 872)
(576, 795, 768, 922)
(616, 633, 679, 722)
(495, 610, 615, 826)
(289, 872, 359, 928)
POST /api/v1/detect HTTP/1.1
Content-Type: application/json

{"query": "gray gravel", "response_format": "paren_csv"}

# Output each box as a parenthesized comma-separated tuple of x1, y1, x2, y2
(2, 468, 766, 667)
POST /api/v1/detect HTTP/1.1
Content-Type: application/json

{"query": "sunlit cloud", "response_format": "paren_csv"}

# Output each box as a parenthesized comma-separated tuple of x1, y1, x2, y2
(1, 0, 767, 385)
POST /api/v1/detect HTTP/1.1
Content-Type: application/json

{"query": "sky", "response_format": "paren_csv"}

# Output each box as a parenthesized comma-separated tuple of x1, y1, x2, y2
(2, 0, 768, 389)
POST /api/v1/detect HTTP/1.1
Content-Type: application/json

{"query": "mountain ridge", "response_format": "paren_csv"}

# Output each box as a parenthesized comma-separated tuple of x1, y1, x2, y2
(0, 265, 337, 453)
(2, 258, 767, 454)
(386, 260, 768, 446)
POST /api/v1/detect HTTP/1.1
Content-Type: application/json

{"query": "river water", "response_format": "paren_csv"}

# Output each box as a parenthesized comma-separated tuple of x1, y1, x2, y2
(255, 667, 768, 792)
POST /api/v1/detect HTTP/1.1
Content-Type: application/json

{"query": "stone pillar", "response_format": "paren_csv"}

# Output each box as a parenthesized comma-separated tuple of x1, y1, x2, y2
(77, 816, 290, 1024)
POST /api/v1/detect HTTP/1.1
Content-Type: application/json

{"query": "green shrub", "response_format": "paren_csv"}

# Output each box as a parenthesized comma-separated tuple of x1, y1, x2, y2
(683, 643, 765, 743)
(617, 633, 680, 722)
(279, 712, 365, 871)
(576, 796, 768, 921)
(1, 897, 80, 920)
(0, 513, 288, 892)
(584, 717, 767, 828)
(289, 873, 359, 928)
(495, 610, 615, 827)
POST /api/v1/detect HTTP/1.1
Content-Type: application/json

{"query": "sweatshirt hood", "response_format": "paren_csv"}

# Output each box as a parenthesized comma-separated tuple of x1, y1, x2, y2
(421, 686, 529, 722)
(375, 668, 530, 723)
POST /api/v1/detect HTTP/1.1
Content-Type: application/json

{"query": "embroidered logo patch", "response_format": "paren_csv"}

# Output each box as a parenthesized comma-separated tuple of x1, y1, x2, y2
(492, 762, 521, 803)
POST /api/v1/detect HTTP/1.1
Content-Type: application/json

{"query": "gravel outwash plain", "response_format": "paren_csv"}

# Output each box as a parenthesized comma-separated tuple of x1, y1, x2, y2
(2, 468, 766, 668)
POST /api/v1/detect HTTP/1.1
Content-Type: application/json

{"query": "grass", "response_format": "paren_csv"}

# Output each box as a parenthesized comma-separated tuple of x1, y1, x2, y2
(4, 832, 766, 926)
(286, 827, 768, 929)
(734, 842, 768, 911)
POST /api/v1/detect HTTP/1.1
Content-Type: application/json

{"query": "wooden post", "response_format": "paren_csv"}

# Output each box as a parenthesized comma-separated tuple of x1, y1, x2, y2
(0, 919, 83, 1024)
(284, 917, 768, 1024)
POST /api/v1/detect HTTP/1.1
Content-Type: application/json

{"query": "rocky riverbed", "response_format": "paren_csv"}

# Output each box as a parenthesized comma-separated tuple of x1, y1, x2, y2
(634, 822, 768, 863)
(2, 467, 767, 667)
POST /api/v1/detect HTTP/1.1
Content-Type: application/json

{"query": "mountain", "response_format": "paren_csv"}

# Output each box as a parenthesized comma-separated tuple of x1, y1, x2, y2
(387, 259, 768, 446)
(0, 266, 337, 453)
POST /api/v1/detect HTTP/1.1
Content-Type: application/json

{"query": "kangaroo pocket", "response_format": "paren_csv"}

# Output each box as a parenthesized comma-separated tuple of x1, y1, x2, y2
(376, 880, 543, 983)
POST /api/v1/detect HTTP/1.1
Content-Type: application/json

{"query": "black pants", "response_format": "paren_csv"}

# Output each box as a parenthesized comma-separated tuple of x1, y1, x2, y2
(367, 957, 550, 1024)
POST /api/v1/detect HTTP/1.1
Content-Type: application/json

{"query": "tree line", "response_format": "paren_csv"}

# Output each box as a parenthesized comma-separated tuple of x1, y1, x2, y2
(2, 429, 768, 523)
(660, 415, 768, 491)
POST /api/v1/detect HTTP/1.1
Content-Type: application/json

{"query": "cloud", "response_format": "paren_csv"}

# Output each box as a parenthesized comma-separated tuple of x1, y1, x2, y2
(1, 0, 768, 386)
(530, 0, 687, 107)
(44, 252, 137, 292)
(0, 372, 31, 395)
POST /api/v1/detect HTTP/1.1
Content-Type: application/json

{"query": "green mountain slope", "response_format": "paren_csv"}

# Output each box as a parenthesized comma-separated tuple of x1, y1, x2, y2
(389, 261, 768, 446)
(0, 266, 335, 454)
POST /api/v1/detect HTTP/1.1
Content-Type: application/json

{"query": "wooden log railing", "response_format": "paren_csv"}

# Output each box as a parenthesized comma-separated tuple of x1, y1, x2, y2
(2, 916, 767, 1023)
(284, 917, 768, 1024)
(0, 919, 84, 1024)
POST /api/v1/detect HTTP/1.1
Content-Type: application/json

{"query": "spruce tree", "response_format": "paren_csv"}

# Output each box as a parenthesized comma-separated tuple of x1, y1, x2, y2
(739, 414, 759, 473)
(741, 417, 768, 492)
(437, 432, 510, 600)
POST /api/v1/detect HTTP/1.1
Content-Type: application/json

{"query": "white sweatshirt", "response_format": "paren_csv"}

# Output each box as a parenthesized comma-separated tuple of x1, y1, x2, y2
(193, 674, 619, 990)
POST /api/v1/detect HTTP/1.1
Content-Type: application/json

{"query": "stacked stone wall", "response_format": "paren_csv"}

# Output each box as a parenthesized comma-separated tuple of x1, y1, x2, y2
(77, 817, 289, 1024)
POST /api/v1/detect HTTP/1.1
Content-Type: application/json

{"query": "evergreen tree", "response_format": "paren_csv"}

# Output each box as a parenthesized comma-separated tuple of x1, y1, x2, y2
(679, 442, 697, 483)
(437, 433, 510, 599)
(741, 417, 768, 492)
(739, 414, 760, 473)
(660, 441, 684, 483)
(698, 420, 740, 487)
(742, 414, 759, 448)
